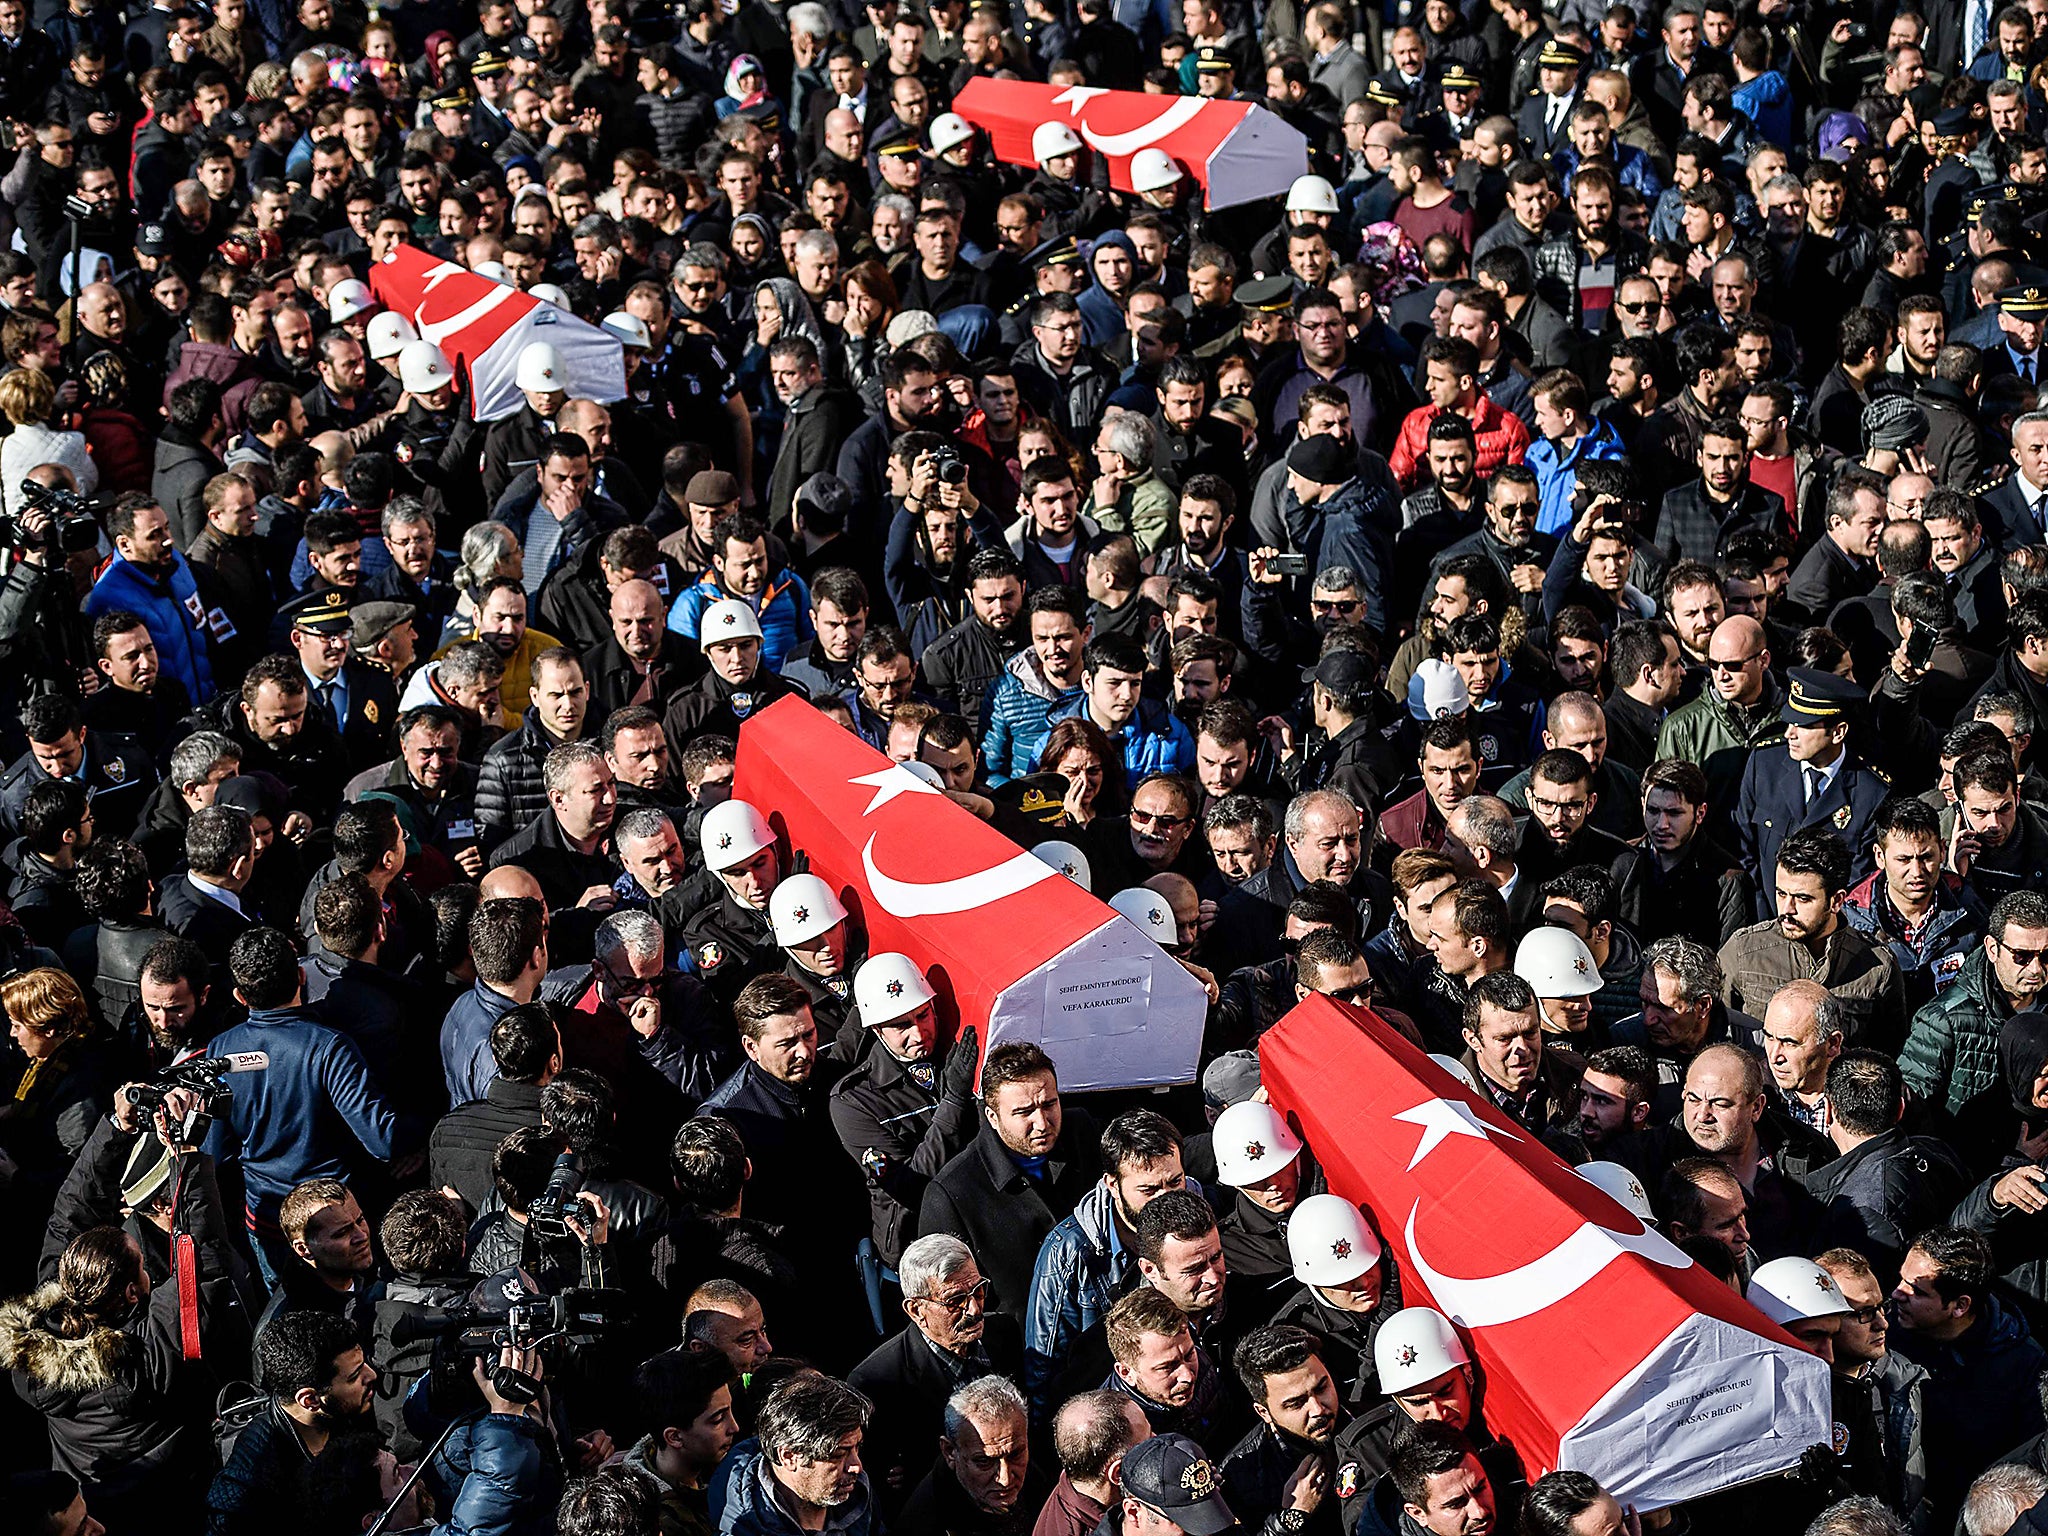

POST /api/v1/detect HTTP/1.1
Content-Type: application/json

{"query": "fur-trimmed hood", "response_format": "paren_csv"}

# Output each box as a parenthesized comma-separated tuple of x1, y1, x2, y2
(0, 1284, 126, 1393)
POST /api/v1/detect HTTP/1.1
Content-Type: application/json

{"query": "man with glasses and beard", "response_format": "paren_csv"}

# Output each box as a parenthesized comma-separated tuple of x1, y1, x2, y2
(1431, 467, 1554, 628)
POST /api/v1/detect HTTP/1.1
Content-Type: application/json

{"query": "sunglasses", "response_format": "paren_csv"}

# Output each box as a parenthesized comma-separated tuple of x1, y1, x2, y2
(1324, 983, 1372, 1004)
(2000, 937, 2048, 968)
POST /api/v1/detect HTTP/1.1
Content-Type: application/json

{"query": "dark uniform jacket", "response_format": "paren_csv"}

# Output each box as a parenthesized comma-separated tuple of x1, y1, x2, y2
(1734, 745, 1889, 911)
(918, 1116, 1103, 1320)
(829, 1041, 980, 1266)
(1263, 1272, 1405, 1408)
(683, 891, 779, 1006)
(661, 666, 806, 749)
(0, 730, 155, 842)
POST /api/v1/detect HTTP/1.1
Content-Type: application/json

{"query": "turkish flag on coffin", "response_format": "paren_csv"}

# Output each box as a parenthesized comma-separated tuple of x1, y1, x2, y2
(951, 78, 1308, 210)
(369, 244, 626, 422)
(1259, 997, 1831, 1510)
(732, 696, 1206, 1092)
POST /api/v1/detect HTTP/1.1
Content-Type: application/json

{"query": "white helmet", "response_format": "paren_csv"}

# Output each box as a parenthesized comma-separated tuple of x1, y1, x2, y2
(1287, 1193, 1383, 1287)
(472, 259, 511, 284)
(1033, 120, 1084, 161)
(1212, 1100, 1304, 1187)
(1129, 147, 1182, 193)
(701, 598, 764, 644)
(1375, 1308, 1469, 1393)
(1428, 1053, 1480, 1092)
(1109, 887, 1177, 946)
(1031, 840, 1091, 887)
(1748, 1257, 1854, 1327)
(365, 310, 418, 359)
(1286, 174, 1340, 214)
(514, 340, 566, 392)
(397, 340, 454, 394)
(328, 278, 376, 322)
(1514, 926, 1603, 998)
(929, 111, 975, 153)
(601, 310, 652, 350)
(1574, 1160, 1655, 1225)
(527, 281, 569, 307)
(855, 952, 937, 1027)
(699, 799, 774, 872)
(769, 873, 848, 947)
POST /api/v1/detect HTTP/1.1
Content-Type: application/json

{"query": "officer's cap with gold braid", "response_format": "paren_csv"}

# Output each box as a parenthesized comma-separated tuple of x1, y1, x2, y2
(1780, 666, 1863, 725)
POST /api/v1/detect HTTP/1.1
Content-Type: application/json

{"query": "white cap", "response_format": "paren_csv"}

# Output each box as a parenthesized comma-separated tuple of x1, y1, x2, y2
(328, 278, 376, 322)
(1031, 840, 1091, 887)
(1374, 1308, 1469, 1393)
(699, 799, 774, 872)
(1287, 1193, 1383, 1287)
(397, 339, 454, 394)
(1429, 1053, 1481, 1091)
(601, 310, 652, 350)
(472, 259, 511, 284)
(929, 111, 975, 153)
(1109, 887, 1177, 945)
(701, 598, 764, 644)
(900, 759, 946, 788)
(1129, 147, 1182, 193)
(885, 309, 939, 347)
(1748, 1257, 1854, 1326)
(1515, 927, 1603, 998)
(1033, 120, 1084, 161)
(1411, 657, 1471, 721)
(1212, 1100, 1304, 1187)
(515, 340, 566, 392)
(769, 873, 849, 947)
(1574, 1161, 1655, 1225)
(855, 952, 938, 1027)
(527, 281, 569, 307)
(1286, 174, 1340, 214)
(365, 310, 418, 359)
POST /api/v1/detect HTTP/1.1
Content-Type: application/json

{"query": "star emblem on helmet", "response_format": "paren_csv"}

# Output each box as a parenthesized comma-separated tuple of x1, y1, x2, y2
(793, 905, 809, 923)
(1061, 860, 1079, 876)
(1817, 1274, 1838, 1294)
(1331, 1238, 1352, 1258)
(1148, 907, 1164, 926)
(717, 833, 732, 849)
(1245, 1140, 1265, 1160)
(1573, 957, 1588, 974)
(886, 979, 904, 997)
(1396, 1344, 1418, 1367)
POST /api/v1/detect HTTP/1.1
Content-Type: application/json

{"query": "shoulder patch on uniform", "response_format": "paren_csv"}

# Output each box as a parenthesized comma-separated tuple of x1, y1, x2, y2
(696, 940, 724, 971)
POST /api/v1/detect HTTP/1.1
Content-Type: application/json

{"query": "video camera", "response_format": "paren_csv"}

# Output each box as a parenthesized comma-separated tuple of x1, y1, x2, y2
(123, 1051, 267, 1144)
(0, 481, 103, 559)
(452, 1287, 631, 1403)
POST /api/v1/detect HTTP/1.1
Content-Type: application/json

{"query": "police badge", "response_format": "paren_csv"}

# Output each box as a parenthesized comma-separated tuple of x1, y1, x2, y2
(1832, 805, 1851, 829)
(104, 757, 126, 783)
(696, 941, 724, 972)
(365, 700, 379, 724)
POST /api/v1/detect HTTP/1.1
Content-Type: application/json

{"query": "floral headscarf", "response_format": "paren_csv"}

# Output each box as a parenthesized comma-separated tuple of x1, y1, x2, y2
(724, 54, 768, 106)
(1354, 221, 1425, 305)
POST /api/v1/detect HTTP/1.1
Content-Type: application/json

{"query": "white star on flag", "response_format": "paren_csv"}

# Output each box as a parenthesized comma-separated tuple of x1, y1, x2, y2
(1392, 1097, 1520, 1171)
(849, 765, 945, 817)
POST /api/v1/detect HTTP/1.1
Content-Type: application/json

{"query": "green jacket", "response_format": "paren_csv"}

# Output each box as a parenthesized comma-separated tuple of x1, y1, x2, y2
(1655, 677, 1785, 812)
(1898, 944, 2010, 1116)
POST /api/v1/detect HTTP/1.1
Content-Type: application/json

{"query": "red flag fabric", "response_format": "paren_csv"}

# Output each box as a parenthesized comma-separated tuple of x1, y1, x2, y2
(368, 244, 626, 422)
(732, 696, 1206, 1091)
(951, 78, 1308, 210)
(1259, 997, 1831, 1510)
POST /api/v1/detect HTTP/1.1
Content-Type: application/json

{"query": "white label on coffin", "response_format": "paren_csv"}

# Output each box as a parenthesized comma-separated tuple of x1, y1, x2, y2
(1042, 954, 1154, 1042)
(986, 918, 1204, 1092)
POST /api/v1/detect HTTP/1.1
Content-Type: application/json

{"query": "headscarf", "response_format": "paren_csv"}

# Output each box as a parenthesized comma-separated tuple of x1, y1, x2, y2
(754, 277, 822, 350)
(421, 30, 459, 89)
(727, 214, 783, 287)
(2001, 1012, 2048, 1121)
(1355, 220, 1425, 304)
(724, 54, 768, 106)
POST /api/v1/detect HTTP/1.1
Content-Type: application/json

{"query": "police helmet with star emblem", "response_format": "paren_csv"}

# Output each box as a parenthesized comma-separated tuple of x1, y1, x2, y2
(1288, 1192, 1385, 1287)
(1374, 1307, 1470, 1393)
(855, 952, 937, 1027)
(699, 799, 775, 874)
(1211, 1100, 1304, 1187)
(1108, 887, 1178, 947)
(768, 872, 849, 948)
(1513, 925, 1603, 998)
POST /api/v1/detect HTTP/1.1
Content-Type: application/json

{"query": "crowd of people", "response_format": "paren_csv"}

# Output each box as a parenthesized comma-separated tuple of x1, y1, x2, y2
(15, 0, 2048, 1535)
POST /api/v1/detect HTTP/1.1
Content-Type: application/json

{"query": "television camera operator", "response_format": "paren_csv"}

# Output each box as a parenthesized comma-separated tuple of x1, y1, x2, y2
(0, 475, 99, 713)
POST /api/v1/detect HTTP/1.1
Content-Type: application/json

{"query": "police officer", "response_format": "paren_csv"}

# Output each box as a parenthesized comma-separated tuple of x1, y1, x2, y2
(281, 585, 398, 776)
(467, 50, 515, 156)
(1982, 281, 2048, 385)
(1734, 667, 1889, 912)
(662, 600, 807, 748)
(390, 341, 483, 533)
(682, 796, 784, 1004)
(1266, 1193, 1404, 1410)
(1336, 1308, 1527, 1536)
(998, 235, 1088, 349)
(767, 871, 867, 1059)
(828, 952, 981, 1265)
(0, 694, 154, 841)
(1120, 1434, 1240, 1536)
(1235, 276, 1297, 368)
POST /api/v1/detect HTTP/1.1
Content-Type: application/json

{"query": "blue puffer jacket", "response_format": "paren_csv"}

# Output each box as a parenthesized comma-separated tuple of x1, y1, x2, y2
(84, 552, 216, 703)
(423, 1412, 560, 1536)
(669, 569, 815, 674)
(1040, 693, 1196, 791)
(1024, 1179, 1129, 1415)
(719, 1450, 878, 1536)
(983, 647, 1083, 785)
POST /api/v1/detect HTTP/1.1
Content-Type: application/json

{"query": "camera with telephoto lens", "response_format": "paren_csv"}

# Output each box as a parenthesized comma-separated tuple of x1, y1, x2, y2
(451, 1287, 630, 1403)
(124, 1051, 267, 1145)
(525, 1151, 586, 1241)
(928, 445, 968, 487)
(0, 481, 102, 558)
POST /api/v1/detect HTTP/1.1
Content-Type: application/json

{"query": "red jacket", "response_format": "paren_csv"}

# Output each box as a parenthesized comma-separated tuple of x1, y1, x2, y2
(1389, 396, 1532, 489)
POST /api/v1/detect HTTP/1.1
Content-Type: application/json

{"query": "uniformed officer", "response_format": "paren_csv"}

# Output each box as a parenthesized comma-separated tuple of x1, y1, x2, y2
(467, 50, 514, 156)
(997, 234, 1088, 348)
(282, 585, 399, 776)
(1734, 666, 1890, 912)
(1981, 281, 2048, 386)
(0, 696, 156, 841)
(1923, 104, 1988, 250)
(768, 871, 868, 1060)
(426, 85, 493, 185)
(1264, 1193, 1404, 1410)
(1417, 63, 1487, 144)
(682, 796, 784, 1005)
(1235, 275, 1297, 365)
(827, 951, 981, 1266)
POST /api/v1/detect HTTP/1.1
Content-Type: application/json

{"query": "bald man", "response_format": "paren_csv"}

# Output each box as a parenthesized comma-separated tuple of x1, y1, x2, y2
(585, 575, 698, 714)
(1679, 1041, 1834, 1261)
(1655, 614, 1784, 828)
(1759, 978, 1844, 1133)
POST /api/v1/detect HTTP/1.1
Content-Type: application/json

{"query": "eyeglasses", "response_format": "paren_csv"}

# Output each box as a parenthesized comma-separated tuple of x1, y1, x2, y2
(1707, 652, 1763, 672)
(1323, 983, 1372, 1004)
(918, 1277, 991, 1316)
(1998, 937, 2048, 968)
(1131, 808, 1192, 829)
(1617, 299, 1660, 313)
(1846, 1304, 1886, 1327)
(602, 965, 673, 997)
(1311, 597, 1361, 613)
